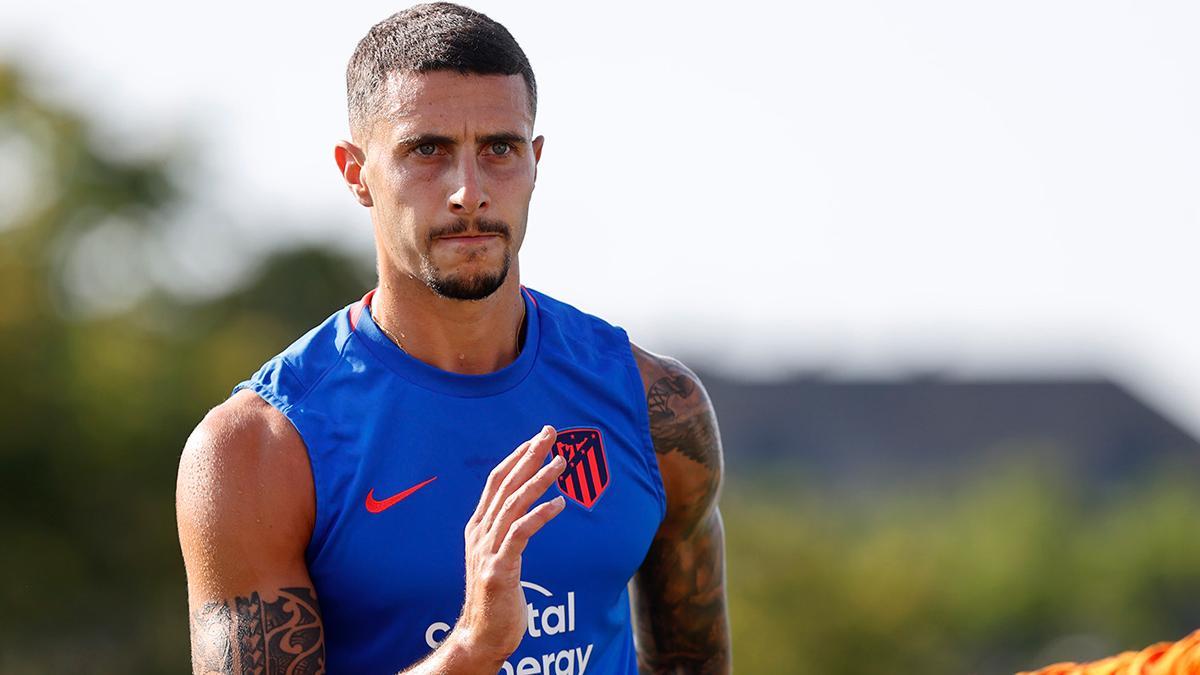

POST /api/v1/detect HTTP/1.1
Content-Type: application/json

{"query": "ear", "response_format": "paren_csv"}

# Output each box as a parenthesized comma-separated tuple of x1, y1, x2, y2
(334, 140, 373, 207)
(532, 135, 545, 184)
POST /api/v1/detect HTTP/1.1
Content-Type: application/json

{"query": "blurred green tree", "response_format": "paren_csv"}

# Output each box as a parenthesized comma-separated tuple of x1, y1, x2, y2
(0, 61, 372, 673)
(723, 460, 1200, 674)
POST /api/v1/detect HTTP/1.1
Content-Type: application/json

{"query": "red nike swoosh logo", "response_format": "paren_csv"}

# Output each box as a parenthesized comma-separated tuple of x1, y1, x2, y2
(364, 476, 437, 513)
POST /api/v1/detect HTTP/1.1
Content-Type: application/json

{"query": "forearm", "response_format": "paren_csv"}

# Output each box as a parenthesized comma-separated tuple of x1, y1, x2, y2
(632, 511, 732, 675)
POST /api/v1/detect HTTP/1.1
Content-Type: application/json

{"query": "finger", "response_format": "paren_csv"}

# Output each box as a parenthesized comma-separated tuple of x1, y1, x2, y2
(488, 451, 567, 546)
(469, 439, 531, 525)
(498, 495, 567, 559)
(479, 427, 553, 529)
(480, 426, 557, 531)
(482, 437, 561, 535)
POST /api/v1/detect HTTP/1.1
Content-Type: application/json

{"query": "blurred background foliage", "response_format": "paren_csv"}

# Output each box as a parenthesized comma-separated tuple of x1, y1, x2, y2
(726, 462, 1200, 674)
(1, 61, 1197, 674)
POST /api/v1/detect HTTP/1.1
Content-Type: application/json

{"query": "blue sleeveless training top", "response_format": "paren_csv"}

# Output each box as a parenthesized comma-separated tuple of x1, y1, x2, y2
(233, 286, 666, 674)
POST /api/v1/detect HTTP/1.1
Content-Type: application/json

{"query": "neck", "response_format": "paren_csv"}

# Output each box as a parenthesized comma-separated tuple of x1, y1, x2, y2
(370, 263, 526, 375)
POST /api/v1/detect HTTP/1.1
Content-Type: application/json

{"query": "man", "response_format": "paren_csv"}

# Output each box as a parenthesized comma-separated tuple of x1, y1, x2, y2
(176, 3, 730, 673)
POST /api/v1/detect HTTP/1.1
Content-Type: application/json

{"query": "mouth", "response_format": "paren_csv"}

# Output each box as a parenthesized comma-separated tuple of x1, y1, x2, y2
(438, 232, 500, 239)
(428, 218, 511, 246)
(435, 233, 502, 244)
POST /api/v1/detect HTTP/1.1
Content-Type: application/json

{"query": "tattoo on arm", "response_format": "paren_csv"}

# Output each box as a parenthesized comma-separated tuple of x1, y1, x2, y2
(647, 367, 694, 423)
(634, 512, 730, 674)
(190, 587, 325, 675)
(192, 601, 234, 674)
(645, 361, 719, 470)
(635, 350, 731, 674)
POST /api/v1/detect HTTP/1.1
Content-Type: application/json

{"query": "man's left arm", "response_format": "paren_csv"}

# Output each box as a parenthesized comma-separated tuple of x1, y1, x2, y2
(629, 343, 732, 674)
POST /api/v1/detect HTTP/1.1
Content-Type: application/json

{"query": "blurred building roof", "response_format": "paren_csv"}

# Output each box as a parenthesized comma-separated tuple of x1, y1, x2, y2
(703, 374, 1200, 489)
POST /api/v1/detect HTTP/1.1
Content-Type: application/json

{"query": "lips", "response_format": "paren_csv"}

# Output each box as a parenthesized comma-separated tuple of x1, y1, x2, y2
(429, 218, 511, 242)
(436, 234, 501, 244)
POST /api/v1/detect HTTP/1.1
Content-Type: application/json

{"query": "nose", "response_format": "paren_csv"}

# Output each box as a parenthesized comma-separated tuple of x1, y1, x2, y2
(448, 154, 489, 215)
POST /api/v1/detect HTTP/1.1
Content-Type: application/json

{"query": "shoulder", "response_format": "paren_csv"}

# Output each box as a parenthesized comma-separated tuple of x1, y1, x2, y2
(524, 286, 629, 356)
(176, 389, 315, 593)
(630, 342, 724, 533)
(238, 300, 360, 405)
(629, 342, 723, 471)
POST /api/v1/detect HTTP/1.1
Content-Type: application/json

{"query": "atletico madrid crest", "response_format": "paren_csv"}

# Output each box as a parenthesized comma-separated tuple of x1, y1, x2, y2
(550, 427, 610, 509)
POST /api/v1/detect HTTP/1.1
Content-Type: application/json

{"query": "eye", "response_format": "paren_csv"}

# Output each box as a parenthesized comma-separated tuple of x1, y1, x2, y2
(415, 143, 438, 156)
(489, 141, 512, 156)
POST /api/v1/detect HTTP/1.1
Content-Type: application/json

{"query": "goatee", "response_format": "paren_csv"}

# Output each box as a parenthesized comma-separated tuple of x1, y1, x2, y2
(420, 217, 512, 301)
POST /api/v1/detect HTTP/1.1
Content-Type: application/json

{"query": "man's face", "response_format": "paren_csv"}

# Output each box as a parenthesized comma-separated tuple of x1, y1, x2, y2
(353, 71, 542, 301)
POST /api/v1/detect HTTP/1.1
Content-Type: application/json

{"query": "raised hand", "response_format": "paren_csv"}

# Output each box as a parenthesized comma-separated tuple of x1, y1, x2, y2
(450, 425, 567, 669)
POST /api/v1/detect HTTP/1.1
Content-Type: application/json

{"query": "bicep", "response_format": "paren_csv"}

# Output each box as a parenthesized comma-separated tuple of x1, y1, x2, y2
(177, 393, 324, 674)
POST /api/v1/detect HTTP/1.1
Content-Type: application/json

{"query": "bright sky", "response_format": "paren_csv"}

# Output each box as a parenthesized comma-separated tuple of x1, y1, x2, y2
(3, 1, 1199, 434)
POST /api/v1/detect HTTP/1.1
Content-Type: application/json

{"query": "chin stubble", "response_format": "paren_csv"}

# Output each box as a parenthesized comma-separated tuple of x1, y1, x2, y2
(419, 217, 513, 301)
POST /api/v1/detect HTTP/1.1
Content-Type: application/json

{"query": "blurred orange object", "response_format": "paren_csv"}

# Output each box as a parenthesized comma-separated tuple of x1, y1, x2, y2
(1017, 630, 1200, 675)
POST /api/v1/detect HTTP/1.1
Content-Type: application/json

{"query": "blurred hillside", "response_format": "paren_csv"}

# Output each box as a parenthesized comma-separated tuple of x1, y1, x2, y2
(1, 61, 1197, 674)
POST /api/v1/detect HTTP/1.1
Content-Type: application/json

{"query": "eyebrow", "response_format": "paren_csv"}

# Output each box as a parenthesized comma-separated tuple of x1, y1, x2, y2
(394, 131, 528, 150)
(394, 133, 456, 150)
(478, 132, 528, 147)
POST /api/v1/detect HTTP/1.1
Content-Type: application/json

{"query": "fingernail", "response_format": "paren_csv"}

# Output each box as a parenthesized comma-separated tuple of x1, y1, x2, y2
(553, 495, 565, 507)
(541, 425, 553, 439)
(552, 455, 565, 467)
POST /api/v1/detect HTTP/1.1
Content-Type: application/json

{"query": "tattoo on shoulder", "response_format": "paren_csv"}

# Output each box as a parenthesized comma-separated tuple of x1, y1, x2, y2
(645, 357, 720, 470)
(190, 587, 325, 675)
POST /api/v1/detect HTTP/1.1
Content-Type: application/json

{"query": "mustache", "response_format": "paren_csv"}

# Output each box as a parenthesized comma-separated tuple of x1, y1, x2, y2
(428, 218, 511, 243)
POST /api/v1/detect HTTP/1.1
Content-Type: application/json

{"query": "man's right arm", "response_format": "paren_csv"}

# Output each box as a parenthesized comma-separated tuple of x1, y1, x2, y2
(177, 390, 567, 675)
(177, 390, 327, 674)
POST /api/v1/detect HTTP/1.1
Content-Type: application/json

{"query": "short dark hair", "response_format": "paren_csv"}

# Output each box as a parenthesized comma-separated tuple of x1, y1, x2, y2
(346, 2, 537, 140)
